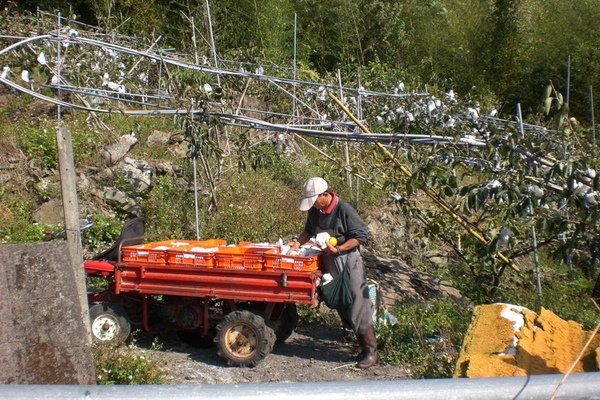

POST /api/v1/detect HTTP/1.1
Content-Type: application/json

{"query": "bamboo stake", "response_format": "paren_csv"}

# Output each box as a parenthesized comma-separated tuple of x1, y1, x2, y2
(127, 35, 162, 76)
(292, 132, 379, 189)
(549, 298, 600, 400)
(337, 69, 351, 189)
(191, 16, 198, 65)
(328, 90, 520, 272)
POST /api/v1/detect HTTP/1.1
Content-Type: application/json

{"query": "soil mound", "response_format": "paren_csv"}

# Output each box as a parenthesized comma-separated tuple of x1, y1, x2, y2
(454, 303, 600, 377)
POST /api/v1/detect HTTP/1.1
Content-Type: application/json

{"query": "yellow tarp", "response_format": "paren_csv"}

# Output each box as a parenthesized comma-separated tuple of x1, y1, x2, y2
(454, 304, 600, 378)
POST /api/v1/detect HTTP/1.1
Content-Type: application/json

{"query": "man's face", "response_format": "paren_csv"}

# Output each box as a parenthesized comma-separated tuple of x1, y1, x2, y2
(313, 192, 330, 212)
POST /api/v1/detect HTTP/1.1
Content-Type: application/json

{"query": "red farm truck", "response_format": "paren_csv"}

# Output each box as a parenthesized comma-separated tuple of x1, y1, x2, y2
(83, 217, 320, 366)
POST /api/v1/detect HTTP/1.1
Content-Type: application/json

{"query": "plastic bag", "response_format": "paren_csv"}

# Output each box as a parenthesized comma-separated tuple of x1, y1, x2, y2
(319, 266, 353, 309)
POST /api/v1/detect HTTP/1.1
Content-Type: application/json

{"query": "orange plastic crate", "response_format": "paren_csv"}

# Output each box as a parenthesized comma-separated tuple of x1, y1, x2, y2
(214, 246, 266, 270)
(166, 239, 227, 267)
(238, 241, 278, 248)
(122, 240, 193, 264)
(263, 250, 320, 272)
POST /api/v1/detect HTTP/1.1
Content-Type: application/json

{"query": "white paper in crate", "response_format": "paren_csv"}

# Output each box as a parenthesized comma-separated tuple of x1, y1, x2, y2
(313, 232, 332, 249)
(283, 243, 322, 256)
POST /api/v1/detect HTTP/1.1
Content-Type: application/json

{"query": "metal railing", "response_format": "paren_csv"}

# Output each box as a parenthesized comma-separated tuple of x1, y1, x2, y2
(1, 372, 600, 400)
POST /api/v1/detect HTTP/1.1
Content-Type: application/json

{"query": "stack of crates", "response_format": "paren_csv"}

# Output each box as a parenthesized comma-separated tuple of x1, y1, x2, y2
(166, 239, 227, 267)
(263, 249, 319, 272)
(214, 246, 266, 270)
(121, 240, 320, 272)
(121, 240, 192, 264)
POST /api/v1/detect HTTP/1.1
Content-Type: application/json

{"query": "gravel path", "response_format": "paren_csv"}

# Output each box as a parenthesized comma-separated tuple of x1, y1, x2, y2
(137, 324, 408, 384)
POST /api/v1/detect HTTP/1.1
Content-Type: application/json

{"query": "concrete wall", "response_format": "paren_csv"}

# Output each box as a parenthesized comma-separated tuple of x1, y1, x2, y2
(0, 242, 95, 384)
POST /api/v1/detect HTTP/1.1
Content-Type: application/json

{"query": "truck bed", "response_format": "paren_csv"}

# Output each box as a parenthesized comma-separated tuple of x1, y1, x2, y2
(115, 263, 320, 304)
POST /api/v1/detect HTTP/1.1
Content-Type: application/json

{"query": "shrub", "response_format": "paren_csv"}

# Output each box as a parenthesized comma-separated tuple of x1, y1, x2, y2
(378, 300, 471, 379)
(93, 339, 167, 385)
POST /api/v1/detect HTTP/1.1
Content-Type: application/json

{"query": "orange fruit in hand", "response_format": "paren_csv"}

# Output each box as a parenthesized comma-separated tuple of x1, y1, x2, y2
(328, 237, 337, 246)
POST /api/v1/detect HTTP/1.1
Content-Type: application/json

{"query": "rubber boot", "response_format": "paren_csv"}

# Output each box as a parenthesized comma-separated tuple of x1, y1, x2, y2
(355, 333, 365, 358)
(357, 326, 378, 369)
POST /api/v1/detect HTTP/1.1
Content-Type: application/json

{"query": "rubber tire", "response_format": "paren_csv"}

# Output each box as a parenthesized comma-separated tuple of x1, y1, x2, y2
(89, 302, 131, 345)
(214, 310, 276, 367)
(271, 303, 299, 344)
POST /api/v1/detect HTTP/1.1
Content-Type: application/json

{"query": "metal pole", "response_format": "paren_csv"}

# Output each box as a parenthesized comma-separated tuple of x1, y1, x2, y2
(193, 155, 200, 240)
(565, 55, 570, 105)
(191, 99, 200, 240)
(57, 13, 61, 125)
(591, 85, 596, 162)
(517, 104, 543, 310)
(205, 0, 225, 184)
(516, 103, 524, 139)
(530, 214, 543, 311)
(356, 174, 360, 211)
(293, 13, 297, 122)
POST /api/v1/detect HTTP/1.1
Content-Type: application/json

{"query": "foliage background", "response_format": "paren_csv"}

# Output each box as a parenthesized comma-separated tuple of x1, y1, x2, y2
(2, 0, 599, 328)
(1, 0, 599, 381)
(8, 0, 600, 120)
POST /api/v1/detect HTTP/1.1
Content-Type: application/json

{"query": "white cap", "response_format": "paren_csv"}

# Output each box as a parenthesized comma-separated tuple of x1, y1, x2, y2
(298, 177, 328, 211)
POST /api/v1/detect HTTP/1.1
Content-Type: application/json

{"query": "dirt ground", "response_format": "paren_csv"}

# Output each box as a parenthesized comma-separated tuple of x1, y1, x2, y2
(118, 249, 464, 385)
(134, 322, 409, 384)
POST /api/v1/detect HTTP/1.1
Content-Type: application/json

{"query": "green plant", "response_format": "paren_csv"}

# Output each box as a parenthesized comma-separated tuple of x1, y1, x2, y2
(495, 255, 599, 330)
(199, 170, 306, 243)
(297, 304, 343, 327)
(140, 175, 195, 239)
(9, 118, 106, 170)
(378, 300, 471, 378)
(0, 195, 44, 243)
(16, 125, 58, 170)
(83, 216, 125, 256)
(93, 338, 167, 385)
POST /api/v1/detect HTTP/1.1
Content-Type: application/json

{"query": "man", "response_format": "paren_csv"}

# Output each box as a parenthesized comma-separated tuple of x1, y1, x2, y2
(288, 177, 377, 369)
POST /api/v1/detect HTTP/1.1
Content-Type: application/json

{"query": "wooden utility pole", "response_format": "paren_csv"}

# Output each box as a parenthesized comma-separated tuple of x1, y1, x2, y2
(57, 127, 92, 343)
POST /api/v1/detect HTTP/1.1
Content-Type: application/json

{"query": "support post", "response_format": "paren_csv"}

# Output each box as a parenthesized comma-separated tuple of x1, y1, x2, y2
(56, 127, 91, 343)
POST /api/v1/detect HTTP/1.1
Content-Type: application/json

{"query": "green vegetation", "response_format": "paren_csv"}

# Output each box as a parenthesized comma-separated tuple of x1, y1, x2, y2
(6, 1, 600, 119)
(2, 3, 599, 383)
(93, 338, 167, 384)
(378, 301, 471, 379)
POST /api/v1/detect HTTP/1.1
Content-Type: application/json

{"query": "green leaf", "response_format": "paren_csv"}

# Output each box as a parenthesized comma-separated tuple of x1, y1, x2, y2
(536, 218, 548, 232)
(556, 92, 564, 109)
(544, 97, 553, 115)
(444, 186, 453, 197)
(544, 84, 552, 100)
(472, 194, 480, 211)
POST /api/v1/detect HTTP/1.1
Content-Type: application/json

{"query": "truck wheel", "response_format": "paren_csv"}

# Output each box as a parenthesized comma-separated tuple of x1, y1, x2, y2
(89, 303, 131, 345)
(271, 303, 299, 343)
(214, 310, 275, 367)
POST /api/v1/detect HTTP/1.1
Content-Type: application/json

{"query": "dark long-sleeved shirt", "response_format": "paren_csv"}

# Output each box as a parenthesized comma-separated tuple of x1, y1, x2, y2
(304, 196, 370, 247)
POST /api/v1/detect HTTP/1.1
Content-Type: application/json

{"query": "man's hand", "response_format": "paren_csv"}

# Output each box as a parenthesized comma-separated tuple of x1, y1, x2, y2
(323, 242, 338, 254)
(286, 240, 300, 255)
